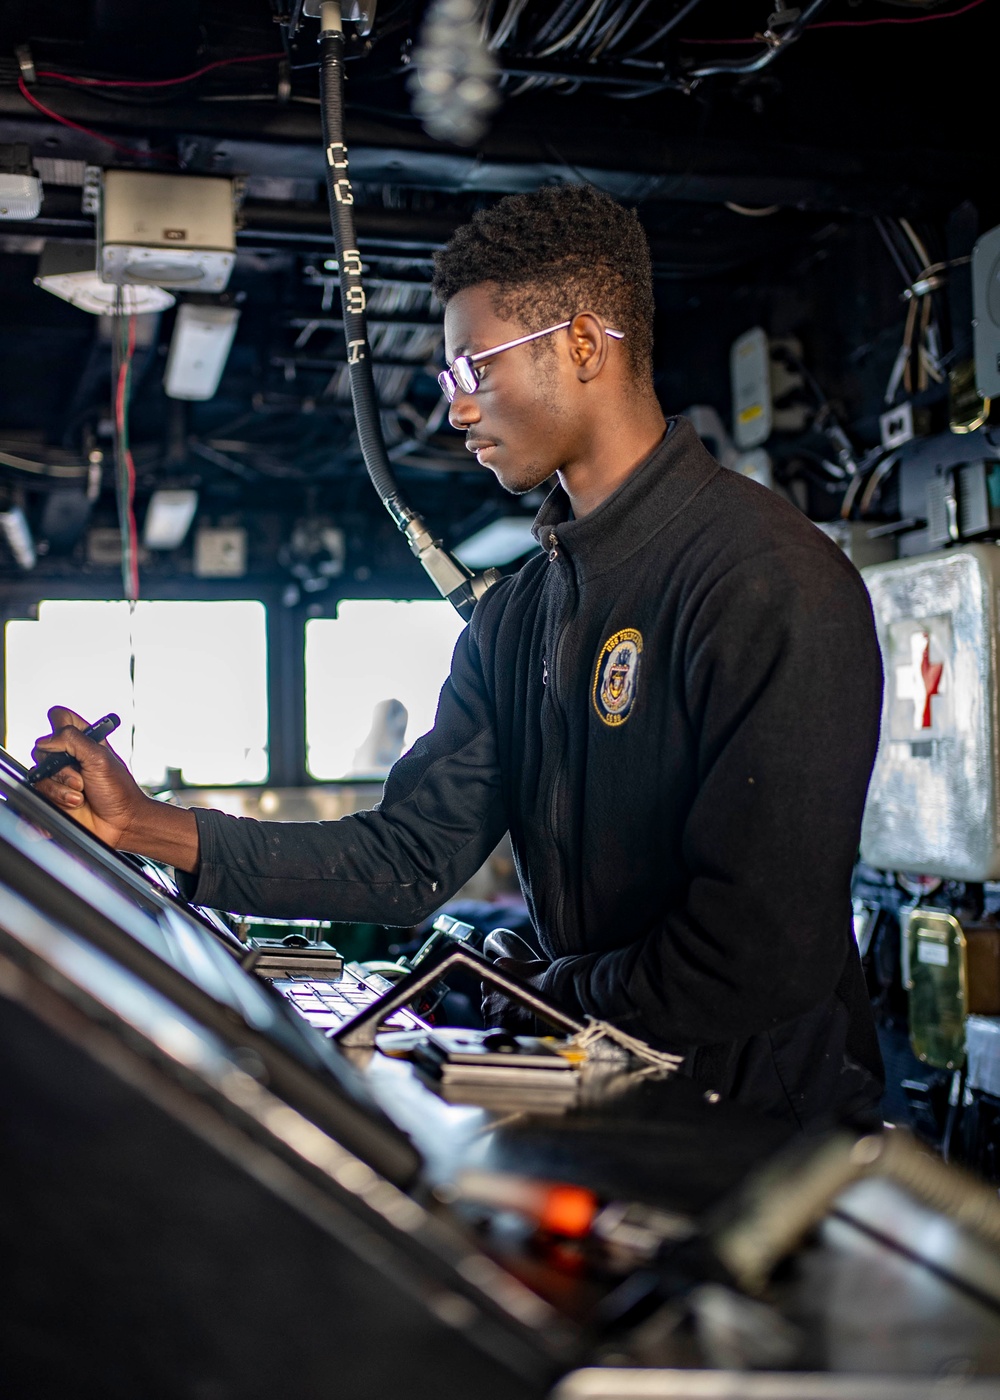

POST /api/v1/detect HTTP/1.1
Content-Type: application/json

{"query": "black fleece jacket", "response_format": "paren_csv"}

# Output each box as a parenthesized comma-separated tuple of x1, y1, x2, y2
(186, 418, 885, 1127)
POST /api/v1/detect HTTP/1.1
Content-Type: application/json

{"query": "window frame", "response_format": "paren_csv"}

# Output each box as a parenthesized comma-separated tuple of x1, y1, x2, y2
(0, 577, 448, 789)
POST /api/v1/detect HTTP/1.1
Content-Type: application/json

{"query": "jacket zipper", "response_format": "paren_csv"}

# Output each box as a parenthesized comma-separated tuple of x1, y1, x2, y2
(545, 540, 575, 957)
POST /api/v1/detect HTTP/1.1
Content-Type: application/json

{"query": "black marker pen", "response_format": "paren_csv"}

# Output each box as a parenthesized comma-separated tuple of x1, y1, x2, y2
(27, 712, 121, 785)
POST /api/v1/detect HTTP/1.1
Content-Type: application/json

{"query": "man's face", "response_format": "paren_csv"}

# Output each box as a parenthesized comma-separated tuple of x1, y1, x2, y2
(443, 283, 579, 495)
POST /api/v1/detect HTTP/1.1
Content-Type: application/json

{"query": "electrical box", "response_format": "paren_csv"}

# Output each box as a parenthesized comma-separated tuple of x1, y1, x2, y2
(967, 1014, 1000, 1097)
(194, 526, 247, 577)
(957, 461, 1000, 537)
(925, 461, 1000, 549)
(86, 526, 130, 568)
(905, 909, 1000, 1070)
(861, 546, 1000, 881)
(100, 171, 235, 293)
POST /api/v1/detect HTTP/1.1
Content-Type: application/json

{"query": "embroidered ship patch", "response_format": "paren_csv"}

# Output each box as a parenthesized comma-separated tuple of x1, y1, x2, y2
(592, 628, 642, 726)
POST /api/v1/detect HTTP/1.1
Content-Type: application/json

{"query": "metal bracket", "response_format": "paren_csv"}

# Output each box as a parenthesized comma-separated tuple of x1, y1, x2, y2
(231, 175, 248, 231)
(15, 45, 36, 84)
(303, 0, 377, 34)
(81, 166, 101, 218)
(330, 940, 584, 1049)
(408, 913, 477, 970)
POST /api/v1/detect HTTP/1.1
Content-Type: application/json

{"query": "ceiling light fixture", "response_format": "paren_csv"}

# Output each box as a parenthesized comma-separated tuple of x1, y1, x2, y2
(0, 143, 41, 220)
(0, 503, 36, 569)
(142, 488, 199, 550)
(163, 303, 241, 401)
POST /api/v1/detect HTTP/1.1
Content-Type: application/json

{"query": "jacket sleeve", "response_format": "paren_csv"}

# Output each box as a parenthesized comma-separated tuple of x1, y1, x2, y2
(536, 544, 884, 1050)
(184, 617, 508, 923)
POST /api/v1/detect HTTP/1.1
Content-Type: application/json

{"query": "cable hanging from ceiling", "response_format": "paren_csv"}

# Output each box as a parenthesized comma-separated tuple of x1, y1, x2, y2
(112, 292, 140, 602)
(477, 0, 990, 99)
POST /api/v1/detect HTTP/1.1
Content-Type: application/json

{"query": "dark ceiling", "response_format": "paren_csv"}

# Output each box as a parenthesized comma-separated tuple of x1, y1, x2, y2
(0, 0, 993, 600)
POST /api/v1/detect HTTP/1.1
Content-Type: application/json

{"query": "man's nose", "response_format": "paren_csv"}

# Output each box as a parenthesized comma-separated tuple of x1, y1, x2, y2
(448, 389, 480, 431)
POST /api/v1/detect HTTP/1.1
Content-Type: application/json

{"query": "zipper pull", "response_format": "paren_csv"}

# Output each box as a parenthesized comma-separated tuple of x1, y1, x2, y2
(547, 530, 559, 562)
(542, 656, 548, 686)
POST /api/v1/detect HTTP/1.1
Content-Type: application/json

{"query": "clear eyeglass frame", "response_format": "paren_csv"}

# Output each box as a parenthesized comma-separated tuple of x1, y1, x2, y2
(438, 318, 624, 402)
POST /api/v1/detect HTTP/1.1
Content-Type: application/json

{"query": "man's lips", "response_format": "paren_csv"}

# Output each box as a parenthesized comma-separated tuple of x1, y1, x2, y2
(465, 437, 496, 454)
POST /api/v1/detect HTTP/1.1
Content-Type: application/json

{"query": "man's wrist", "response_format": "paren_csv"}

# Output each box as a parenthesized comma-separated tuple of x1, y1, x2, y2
(121, 795, 201, 873)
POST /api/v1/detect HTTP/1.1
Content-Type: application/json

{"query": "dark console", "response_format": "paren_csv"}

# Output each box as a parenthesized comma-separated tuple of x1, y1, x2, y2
(1, 748, 999, 1400)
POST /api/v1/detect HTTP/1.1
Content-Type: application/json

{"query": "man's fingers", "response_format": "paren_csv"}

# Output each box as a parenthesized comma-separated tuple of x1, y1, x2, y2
(31, 765, 85, 793)
(35, 773, 84, 804)
(46, 705, 88, 733)
(24, 707, 141, 848)
(44, 785, 84, 807)
(35, 724, 124, 775)
(33, 723, 103, 769)
(51, 767, 85, 792)
(34, 707, 90, 757)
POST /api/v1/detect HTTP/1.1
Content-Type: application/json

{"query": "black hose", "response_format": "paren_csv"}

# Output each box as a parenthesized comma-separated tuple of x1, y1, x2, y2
(318, 16, 408, 524)
(316, 2, 497, 619)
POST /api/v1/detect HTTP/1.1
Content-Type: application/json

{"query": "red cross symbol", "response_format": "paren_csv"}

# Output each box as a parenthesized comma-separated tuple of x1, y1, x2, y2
(918, 635, 943, 729)
(895, 630, 945, 731)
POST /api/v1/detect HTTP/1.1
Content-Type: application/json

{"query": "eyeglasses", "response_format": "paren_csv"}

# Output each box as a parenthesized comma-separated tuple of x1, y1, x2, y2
(438, 319, 624, 403)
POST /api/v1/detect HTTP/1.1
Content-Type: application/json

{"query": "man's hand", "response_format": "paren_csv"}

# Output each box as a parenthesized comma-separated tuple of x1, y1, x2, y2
(32, 707, 150, 847)
(29, 707, 201, 876)
(481, 956, 551, 1033)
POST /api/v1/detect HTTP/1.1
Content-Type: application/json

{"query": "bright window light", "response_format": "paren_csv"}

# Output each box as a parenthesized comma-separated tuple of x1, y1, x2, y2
(5, 600, 268, 788)
(306, 599, 466, 780)
(455, 517, 537, 567)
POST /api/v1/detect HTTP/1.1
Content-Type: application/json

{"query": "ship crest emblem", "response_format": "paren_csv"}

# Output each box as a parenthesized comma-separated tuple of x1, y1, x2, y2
(592, 628, 642, 727)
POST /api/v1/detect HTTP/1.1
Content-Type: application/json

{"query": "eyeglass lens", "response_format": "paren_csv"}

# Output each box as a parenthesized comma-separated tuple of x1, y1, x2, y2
(452, 358, 479, 394)
(438, 357, 479, 402)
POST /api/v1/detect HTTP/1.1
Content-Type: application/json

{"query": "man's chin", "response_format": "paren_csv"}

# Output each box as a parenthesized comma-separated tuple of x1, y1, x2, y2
(491, 461, 550, 496)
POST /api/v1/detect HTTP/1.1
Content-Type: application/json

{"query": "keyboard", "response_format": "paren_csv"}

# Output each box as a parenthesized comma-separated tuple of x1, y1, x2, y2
(272, 965, 430, 1036)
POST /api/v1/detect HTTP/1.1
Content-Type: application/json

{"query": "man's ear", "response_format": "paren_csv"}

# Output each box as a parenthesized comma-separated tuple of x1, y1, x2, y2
(567, 311, 610, 383)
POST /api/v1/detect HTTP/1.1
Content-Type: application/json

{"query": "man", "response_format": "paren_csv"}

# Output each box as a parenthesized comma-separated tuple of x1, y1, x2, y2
(35, 184, 884, 1129)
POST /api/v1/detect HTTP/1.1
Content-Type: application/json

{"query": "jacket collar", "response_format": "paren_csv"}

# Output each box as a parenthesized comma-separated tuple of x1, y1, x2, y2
(531, 415, 720, 582)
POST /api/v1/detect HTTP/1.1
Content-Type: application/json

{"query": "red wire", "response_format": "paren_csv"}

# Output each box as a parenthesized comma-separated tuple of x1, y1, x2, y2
(679, 0, 987, 42)
(34, 51, 285, 89)
(811, 0, 987, 29)
(18, 53, 286, 159)
(125, 442, 139, 599)
(17, 75, 171, 161)
(115, 316, 140, 600)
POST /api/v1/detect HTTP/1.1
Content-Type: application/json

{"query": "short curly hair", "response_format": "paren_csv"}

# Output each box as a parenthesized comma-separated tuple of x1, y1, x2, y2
(432, 184, 654, 380)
